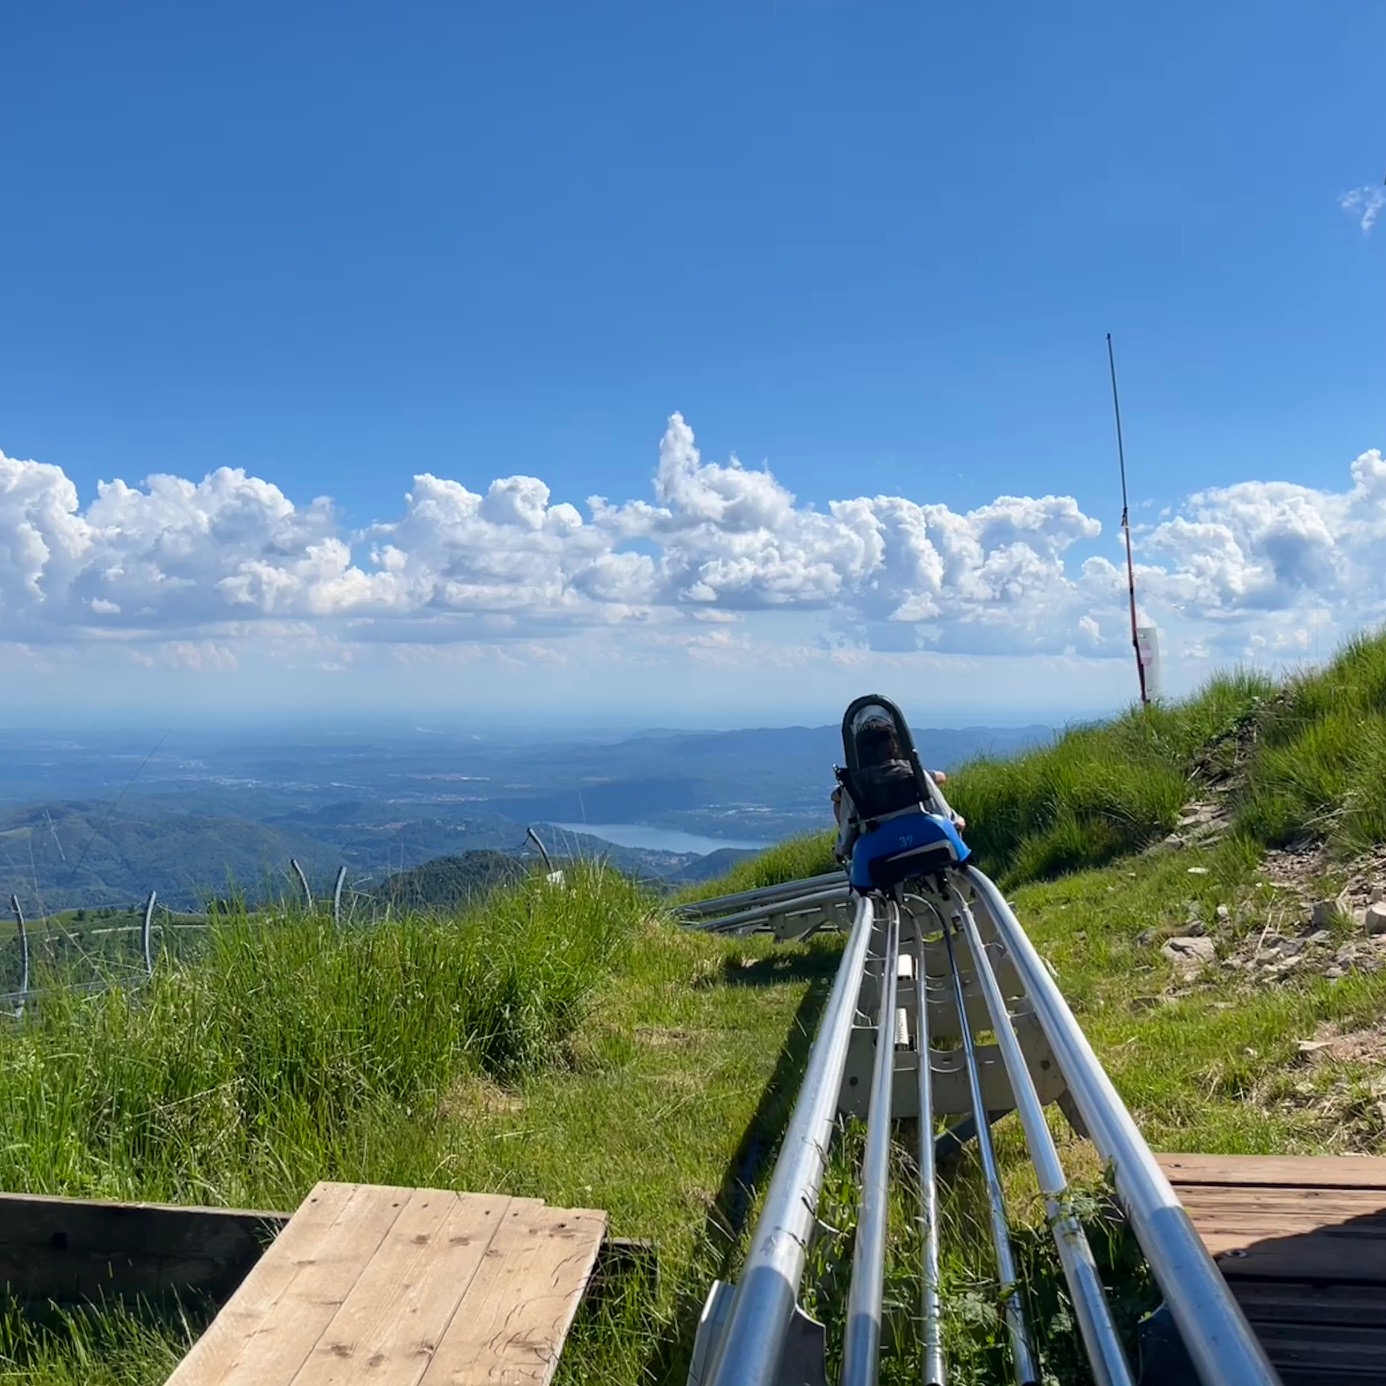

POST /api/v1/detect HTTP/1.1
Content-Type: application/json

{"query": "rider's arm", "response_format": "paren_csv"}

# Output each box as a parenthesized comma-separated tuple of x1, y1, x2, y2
(923, 769, 966, 831)
(832, 784, 857, 861)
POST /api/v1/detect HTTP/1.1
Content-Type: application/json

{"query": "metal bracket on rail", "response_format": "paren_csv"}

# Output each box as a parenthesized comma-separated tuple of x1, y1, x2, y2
(837, 889, 1067, 1129)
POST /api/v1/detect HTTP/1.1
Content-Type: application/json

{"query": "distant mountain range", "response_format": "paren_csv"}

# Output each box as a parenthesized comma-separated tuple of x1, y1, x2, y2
(0, 720, 1051, 912)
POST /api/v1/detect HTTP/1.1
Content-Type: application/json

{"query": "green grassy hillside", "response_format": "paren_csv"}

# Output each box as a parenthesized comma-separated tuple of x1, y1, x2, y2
(373, 848, 529, 912)
(0, 800, 344, 912)
(950, 630, 1386, 887)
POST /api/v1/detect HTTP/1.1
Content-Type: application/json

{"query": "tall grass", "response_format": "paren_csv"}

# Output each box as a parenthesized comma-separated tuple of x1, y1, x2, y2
(1236, 631, 1386, 852)
(0, 1298, 190, 1386)
(797, 1124, 1155, 1386)
(947, 629, 1386, 885)
(0, 864, 647, 1210)
(950, 671, 1274, 887)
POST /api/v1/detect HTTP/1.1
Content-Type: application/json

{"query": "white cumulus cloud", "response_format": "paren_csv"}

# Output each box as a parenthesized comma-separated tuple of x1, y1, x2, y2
(2, 420, 1385, 681)
(1340, 185, 1386, 233)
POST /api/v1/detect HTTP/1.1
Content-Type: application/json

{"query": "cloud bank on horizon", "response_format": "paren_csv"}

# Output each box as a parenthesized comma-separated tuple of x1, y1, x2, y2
(3, 414, 1384, 690)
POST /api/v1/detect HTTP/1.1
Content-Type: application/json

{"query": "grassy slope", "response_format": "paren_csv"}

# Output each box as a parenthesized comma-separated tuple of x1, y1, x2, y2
(948, 629, 1386, 887)
(7, 631, 1386, 1384)
(0, 874, 843, 1385)
(1016, 842, 1386, 1156)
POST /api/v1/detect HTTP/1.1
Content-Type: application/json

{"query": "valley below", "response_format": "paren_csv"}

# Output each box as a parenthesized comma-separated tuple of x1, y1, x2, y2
(0, 719, 1049, 912)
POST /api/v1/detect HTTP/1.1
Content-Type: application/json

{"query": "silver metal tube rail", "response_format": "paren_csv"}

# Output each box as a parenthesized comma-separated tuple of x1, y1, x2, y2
(914, 924, 945, 1386)
(950, 886, 1133, 1386)
(841, 901, 899, 1386)
(674, 870, 845, 921)
(705, 893, 876, 1386)
(967, 866, 1282, 1386)
(941, 916, 1037, 1386)
(692, 885, 851, 936)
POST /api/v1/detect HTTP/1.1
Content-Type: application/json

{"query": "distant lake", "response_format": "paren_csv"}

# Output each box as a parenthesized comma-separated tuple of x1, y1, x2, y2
(549, 822, 771, 855)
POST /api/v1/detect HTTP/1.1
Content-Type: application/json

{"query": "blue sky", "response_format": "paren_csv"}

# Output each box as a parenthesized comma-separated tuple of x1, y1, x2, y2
(2, 1, 1384, 728)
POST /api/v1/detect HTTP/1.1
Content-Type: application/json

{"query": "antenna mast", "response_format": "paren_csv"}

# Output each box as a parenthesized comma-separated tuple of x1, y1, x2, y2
(1106, 333, 1149, 709)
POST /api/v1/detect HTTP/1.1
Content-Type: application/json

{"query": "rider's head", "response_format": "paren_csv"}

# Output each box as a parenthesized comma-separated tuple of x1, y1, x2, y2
(856, 716, 902, 767)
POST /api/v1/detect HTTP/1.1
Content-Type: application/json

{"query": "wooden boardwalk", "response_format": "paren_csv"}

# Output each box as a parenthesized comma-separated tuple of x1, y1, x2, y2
(1161, 1153, 1386, 1386)
(165, 1182, 606, 1386)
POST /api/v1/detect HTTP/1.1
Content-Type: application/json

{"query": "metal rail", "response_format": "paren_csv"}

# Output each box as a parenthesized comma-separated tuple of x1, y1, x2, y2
(966, 866, 1281, 1386)
(683, 863, 1283, 1386)
(689, 884, 851, 936)
(949, 884, 1132, 1386)
(841, 899, 899, 1386)
(704, 892, 875, 1386)
(914, 924, 945, 1386)
(941, 911, 1037, 1386)
(674, 870, 846, 921)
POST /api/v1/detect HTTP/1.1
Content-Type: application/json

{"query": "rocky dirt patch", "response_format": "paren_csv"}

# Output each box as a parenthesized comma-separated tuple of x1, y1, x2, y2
(635, 1026, 699, 1047)
(1297, 1024, 1386, 1067)
(442, 1077, 525, 1118)
(1146, 814, 1386, 994)
(1219, 920, 1386, 984)
(1291, 1023, 1386, 1141)
(1161, 935, 1216, 980)
(1145, 799, 1234, 857)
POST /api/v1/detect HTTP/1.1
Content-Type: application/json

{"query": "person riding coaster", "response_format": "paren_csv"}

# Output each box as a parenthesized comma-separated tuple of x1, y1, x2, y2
(831, 695, 970, 894)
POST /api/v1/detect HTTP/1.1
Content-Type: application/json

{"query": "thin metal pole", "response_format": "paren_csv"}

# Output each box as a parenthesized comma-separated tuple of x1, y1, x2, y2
(332, 865, 347, 928)
(526, 826, 555, 874)
(842, 901, 900, 1386)
(707, 894, 877, 1386)
(1106, 333, 1149, 710)
(10, 895, 29, 1015)
(914, 917, 946, 1386)
(966, 866, 1281, 1386)
(290, 858, 313, 909)
(942, 915, 1038, 1386)
(949, 886, 1133, 1386)
(141, 890, 157, 977)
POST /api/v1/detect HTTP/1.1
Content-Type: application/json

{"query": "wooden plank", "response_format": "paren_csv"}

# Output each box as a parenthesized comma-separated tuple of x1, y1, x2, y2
(1159, 1153, 1386, 1190)
(1275, 1368, 1385, 1386)
(1174, 1187, 1386, 1227)
(1245, 1329, 1386, 1377)
(166, 1183, 386, 1386)
(0, 1187, 649, 1316)
(416, 1201, 606, 1386)
(1244, 1320, 1386, 1351)
(1203, 1231, 1386, 1283)
(1228, 1280, 1386, 1326)
(165, 1185, 607, 1386)
(289, 1190, 515, 1386)
(0, 1190, 287, 1307)
(1160, 1153, 1386, 1292)
(208, 1184, 410, 1386)
(1229, 1279, 1386, 1383)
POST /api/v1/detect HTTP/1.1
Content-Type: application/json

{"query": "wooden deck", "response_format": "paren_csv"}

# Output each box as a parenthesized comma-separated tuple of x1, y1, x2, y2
(1160, 1153, 1386, 1386)
(165, 1182, 606, 1386)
